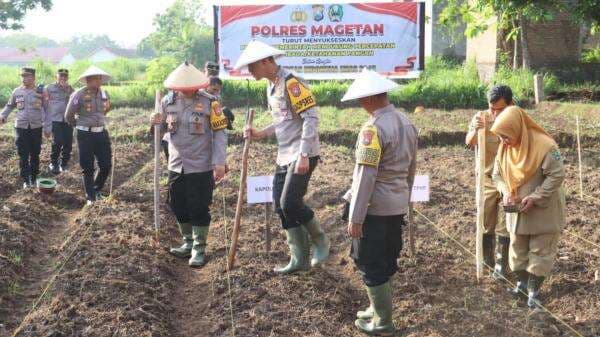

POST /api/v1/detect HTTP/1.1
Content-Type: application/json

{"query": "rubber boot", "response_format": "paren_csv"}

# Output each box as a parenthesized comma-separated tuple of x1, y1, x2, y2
(273, 226, 310, 274)
(189, 226, 208, 268)
(304, 217, 330, 267)
(509, 270, 529, 300)
(169, 222, 193, 258)
(355, 281, 395, 336)
(492, 236, 510, 281)
(527, 275, 545, 309)
(482, 234, 495, 271)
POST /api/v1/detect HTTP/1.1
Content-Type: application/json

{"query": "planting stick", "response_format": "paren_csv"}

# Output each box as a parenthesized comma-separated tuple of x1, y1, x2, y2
(153, 90, 161, 234)
(228, 109, 255, 270)
(576, 116, 583, 199)
(408, 203, 415, 255)
(475, 112, 486, 282)
(265, 203, 272, 253)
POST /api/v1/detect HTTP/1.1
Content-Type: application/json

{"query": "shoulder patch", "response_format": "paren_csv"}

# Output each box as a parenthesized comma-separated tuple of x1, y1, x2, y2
(285, 75, 316, 114)
(356, 124, 381, 167)
(210, 100, 228, 131)
(551, 149, 561, 161)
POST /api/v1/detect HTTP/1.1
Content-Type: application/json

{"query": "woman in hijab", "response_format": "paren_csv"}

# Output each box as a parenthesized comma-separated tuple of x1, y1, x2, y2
(491, 106, 565, 309)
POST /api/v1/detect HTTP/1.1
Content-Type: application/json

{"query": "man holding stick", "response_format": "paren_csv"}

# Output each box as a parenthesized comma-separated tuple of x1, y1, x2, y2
(236, 40, 329, 274)
(465, 85, 514, 280)
(342, 69, 417, 336)
(150, 62, 229, 268)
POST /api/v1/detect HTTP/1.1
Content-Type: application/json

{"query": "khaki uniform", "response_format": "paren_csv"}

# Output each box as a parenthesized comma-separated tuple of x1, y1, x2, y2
(65, 87, 112, 201)
(349, 104, 417, 286)
(159, 90, 227, 227)
(468, 111, 506, 236)
(1, 85, 50, 183)
(493, 147, 565, 277)
(44, 83, 75, 168)
(264, 66, 320, 229)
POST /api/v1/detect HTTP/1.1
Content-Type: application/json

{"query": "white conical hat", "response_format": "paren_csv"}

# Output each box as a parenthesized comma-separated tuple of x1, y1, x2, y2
(341, 68, 399, 102)
(234, 40, 285, 70)
(164, 62, 209, 91)
(78, 65, 111, 84)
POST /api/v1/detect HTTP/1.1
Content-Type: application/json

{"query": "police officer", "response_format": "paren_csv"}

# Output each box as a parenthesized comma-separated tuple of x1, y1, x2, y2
(204, 61, 219, 77)
(151, 62, 228, 268)
(465, 85, 514, 280)
(342, 69, 417, 335)
(236, 40, 329, 274)
(44, 68, 75, 174)
(65, 66, 113, 205)
(0, 67, 51, 188)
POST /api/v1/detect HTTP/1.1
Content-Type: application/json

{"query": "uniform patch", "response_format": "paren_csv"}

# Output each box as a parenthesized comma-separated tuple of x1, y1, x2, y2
(285, 76, 316, 114)
(210, 100, 228, 131)
(551, 149, 562, 161)
(356, 125, 381, 167)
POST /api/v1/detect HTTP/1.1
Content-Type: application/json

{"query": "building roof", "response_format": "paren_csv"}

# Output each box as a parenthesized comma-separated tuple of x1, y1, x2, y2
(87, 47, 137, 59)
(0, 47, 71, 63)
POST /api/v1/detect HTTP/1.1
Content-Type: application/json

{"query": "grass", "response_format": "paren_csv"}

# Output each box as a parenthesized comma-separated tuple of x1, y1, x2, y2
(7, 250, 22, 266)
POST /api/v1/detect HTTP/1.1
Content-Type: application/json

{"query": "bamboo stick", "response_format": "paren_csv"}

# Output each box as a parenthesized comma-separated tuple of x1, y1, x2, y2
(227, 109, 255, 270)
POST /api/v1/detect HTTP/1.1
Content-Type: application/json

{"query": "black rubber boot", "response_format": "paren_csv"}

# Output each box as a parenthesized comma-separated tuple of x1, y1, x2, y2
(509, 270, 529, 300)
(492, 236, 510, 281)
(482, 234, 495, 271)
(527, 275, 545, 309)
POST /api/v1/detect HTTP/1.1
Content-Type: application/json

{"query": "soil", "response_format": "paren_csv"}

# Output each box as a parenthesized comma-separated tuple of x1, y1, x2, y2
(0, 134, 598, 337)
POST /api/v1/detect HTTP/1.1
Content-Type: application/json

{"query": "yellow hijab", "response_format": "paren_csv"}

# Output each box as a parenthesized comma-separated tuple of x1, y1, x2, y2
(490, 106, 556, 194)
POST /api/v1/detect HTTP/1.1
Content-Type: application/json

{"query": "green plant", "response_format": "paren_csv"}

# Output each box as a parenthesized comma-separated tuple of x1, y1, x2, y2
(582, 48, 600, 63)
(7, 250, 22, 266)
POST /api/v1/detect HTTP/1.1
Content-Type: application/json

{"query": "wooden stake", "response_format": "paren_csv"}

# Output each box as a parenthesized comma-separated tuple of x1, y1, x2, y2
(265, 203, 271, 253)
(534, 74, 544, 104)
(475, 112, 486, 282)
(227, 109, 255, 270)
(576, 116, 584, 199)
(153, 90, 162, 235)
(408, 203, 415, 256)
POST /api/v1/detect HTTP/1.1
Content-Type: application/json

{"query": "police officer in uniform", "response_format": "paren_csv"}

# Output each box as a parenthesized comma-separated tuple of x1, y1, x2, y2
(151, 62, 228, 268)
(44, 68, 75, 174)
(342, 69, 417, 336)
(65, 66, 113, 205)
(465, 85, 514, 280)
(236, 40, 329, 274)
(0, 67, 51, 188)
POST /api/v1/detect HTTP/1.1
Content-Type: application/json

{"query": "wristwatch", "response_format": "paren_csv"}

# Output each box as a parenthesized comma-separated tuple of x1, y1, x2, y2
(300, 152, 308, 158)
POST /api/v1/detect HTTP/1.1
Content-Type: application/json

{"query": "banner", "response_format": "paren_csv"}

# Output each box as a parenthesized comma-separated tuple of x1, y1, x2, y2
(215, 2, 424, 79)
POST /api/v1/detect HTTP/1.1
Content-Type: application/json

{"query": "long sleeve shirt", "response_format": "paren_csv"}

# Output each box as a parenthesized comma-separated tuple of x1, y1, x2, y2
(349, 104, 418, 225)
(1, 86, 51, 133)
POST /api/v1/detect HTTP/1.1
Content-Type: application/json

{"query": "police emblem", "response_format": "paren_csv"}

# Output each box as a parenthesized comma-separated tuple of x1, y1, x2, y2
(288, 82, 302, 98)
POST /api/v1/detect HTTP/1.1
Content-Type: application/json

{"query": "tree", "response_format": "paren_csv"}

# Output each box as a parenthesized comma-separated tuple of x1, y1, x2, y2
(0, 0, 52, 30)
(0, 33, 58, 48)
(140, 0, 215, 66)
(437, 0, 599, 69)
(63, 34, 120, 58)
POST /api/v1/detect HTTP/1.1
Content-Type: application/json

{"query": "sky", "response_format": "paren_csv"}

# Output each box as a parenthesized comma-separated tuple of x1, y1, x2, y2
(0, 0, 178, 48)
(0, 0, 404, 48)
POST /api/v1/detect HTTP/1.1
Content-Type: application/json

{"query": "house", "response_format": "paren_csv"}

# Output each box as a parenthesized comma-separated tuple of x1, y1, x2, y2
(86, 47, 137, 63)
(0, 47, 76, 66)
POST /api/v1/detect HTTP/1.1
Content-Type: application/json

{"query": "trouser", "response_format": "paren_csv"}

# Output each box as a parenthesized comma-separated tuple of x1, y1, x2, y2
(167, 170, 214, 227)
(483, 181, 508, 237)
(509, 232, 560, 277)
(50, 121, 73, 166)
(77, 129, 112, 201)
(15, 126, 42, 182)
(351, 214, 405, 287)
(272, 157, 319, 230)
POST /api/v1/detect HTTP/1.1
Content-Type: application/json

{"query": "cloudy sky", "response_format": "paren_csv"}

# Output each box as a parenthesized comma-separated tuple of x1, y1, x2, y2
(0, 0, 397, 47)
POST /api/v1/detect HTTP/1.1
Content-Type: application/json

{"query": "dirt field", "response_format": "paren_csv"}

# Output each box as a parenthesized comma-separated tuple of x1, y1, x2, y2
(0, 108, 598, 337)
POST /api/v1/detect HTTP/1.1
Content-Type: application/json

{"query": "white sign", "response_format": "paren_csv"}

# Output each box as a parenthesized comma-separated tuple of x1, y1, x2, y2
(247, 176, 274, 204)
(215, 2, 424, 79)
(410, 175, 429, 202)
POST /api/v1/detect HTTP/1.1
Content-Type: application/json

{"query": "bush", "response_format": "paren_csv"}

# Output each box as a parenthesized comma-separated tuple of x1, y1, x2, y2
(582, 47, 600, 63)
(146, 56, 179, 86)
(492, 67, 559, 102)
